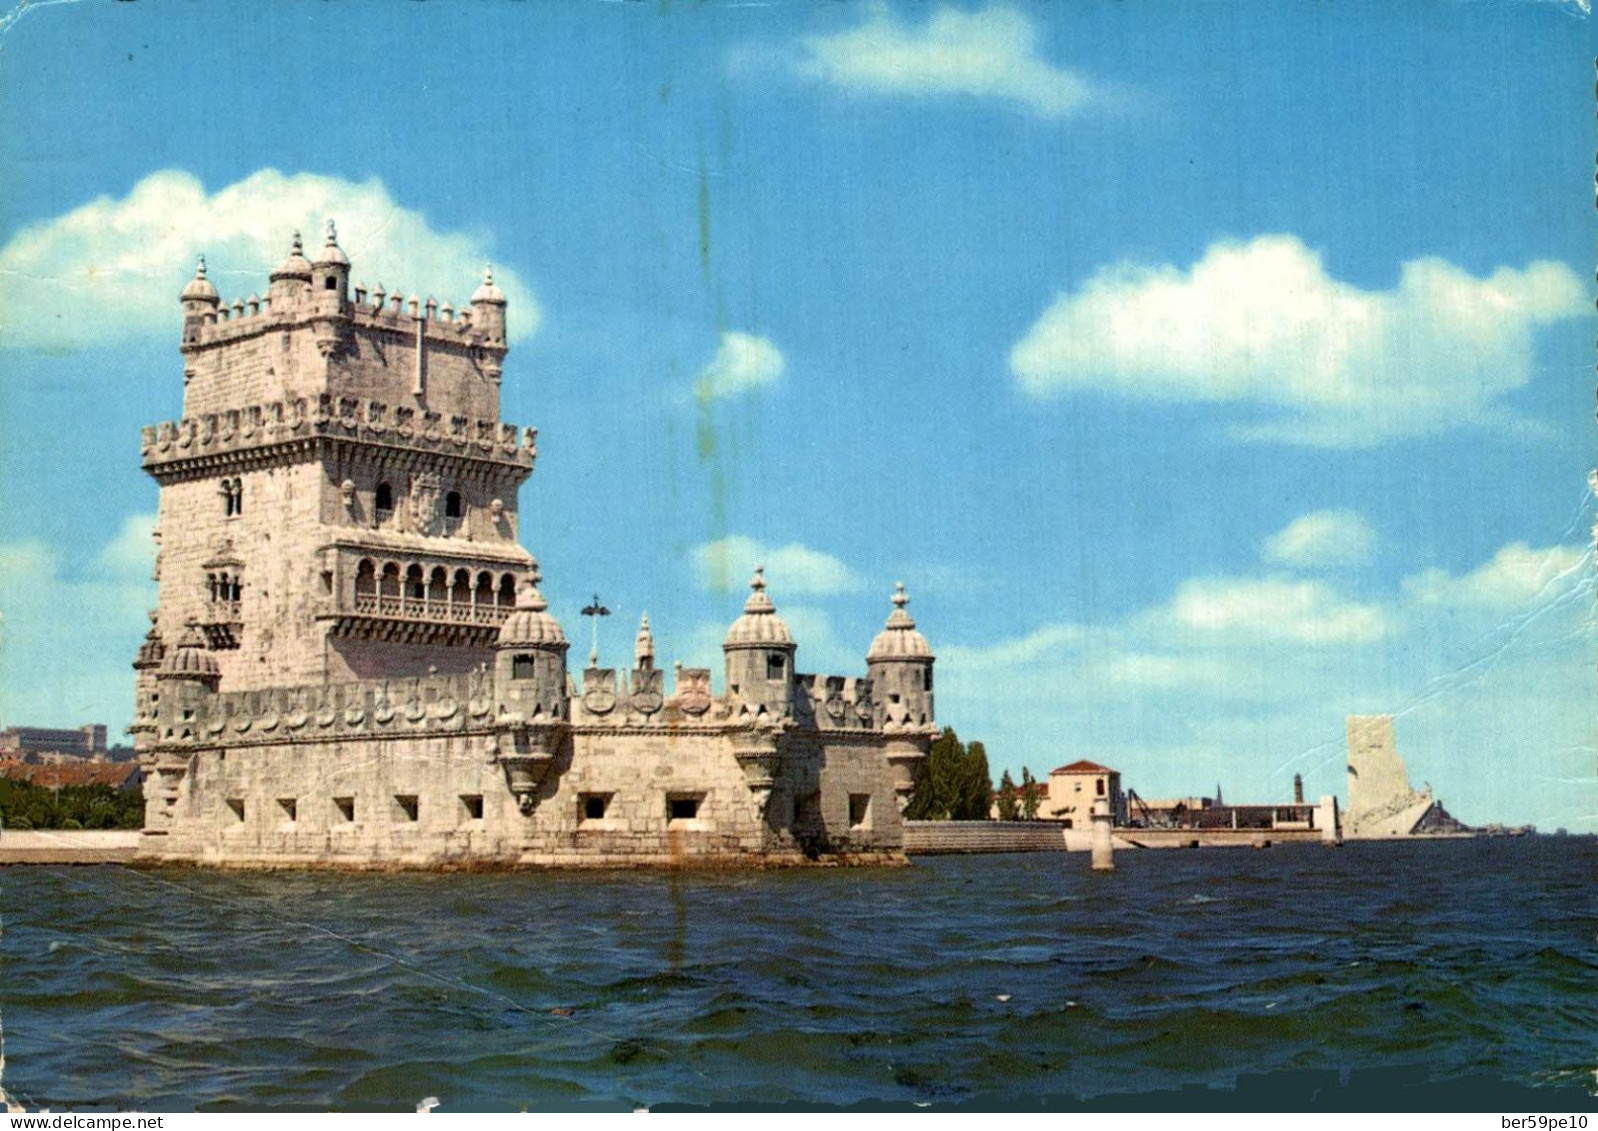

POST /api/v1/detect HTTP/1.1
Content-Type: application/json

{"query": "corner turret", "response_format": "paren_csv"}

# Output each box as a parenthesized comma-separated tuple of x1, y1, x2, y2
(866, 582, 934, 729)
(310, 219, 351, 307)
(267, 231, 313, 305)
(866, 583, 936, 813)
(723, 567, 796, 715)
(180, 256, 220, 347)
(493, 563, 570, 722)
(470, 265, 508, 346)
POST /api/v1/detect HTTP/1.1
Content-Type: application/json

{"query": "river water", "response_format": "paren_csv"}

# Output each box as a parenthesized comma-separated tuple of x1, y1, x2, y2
(1, 837, 1592, 1111)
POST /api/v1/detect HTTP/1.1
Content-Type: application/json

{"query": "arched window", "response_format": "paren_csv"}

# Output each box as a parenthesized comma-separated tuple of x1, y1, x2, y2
(451, 569, 471, 605)
(379, 563, 401, 599)
(427, 567, 448, 603)
(497, 574, 516, 607)
(355, 560, 377, 597)
(375, 482, 394, 521)
(406, 564, 426, 601)
(766, 653, 785, 681)
(324, 276, 338, 291)
(474, 571, 494, 606)
(445, 491, 462, 520)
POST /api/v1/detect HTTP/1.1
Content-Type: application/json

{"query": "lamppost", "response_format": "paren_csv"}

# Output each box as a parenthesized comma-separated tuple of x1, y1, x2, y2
(580, 593, 610, 668)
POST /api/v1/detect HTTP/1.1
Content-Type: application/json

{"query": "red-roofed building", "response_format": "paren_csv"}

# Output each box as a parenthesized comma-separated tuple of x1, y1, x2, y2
(1047, 760, 1126, 828)
(0, 759, 142, 792)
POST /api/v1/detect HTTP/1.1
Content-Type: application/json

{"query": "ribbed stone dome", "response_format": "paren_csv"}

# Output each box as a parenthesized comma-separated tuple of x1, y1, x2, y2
(724, 567, 794, 648)
(310, 220, 350, 268)
(270, 231, 313, 282)
(160, 621, 220, 679)
(180, 256, 219, 302)
(471, 265, 506, 304)
(496, 568, 567, 649)
(867, 583, 932, 661)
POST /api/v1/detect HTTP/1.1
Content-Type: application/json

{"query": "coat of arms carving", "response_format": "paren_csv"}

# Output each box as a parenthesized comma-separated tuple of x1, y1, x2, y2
(677, 668, 712, 715)
(409, 471, 443, 536)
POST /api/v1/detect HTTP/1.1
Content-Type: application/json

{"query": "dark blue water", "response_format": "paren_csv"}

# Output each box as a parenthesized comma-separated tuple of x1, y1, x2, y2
(1, 838, 1593, 1111)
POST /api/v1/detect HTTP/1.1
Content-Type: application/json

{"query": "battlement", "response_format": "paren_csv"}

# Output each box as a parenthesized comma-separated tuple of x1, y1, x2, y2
(141, 393, 536, 476)
(183, 287, 503, 353)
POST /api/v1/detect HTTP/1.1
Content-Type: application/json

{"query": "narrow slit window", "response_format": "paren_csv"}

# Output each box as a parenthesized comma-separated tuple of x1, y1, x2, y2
(278, 798, 297, 822)
(395, 795, 419, 822)
(225, 798, 245, 822)
(460, 794, 484, 821)
(849, 794, 871, 828)
(334, 796, 356, 823)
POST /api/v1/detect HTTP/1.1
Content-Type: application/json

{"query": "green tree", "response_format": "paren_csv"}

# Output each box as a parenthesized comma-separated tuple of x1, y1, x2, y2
(1021, 766, 1039, 820)
(905, 728, 964, 820)
(954, 740, 994, 820)
(996, 770, 1019, 821)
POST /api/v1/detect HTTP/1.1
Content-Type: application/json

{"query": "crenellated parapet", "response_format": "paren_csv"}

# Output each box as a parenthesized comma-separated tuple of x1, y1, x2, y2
(141, 393, 537, 479)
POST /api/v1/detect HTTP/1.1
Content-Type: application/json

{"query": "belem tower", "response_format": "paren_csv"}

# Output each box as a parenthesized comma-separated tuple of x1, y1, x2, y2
(129, 226, 936, 867)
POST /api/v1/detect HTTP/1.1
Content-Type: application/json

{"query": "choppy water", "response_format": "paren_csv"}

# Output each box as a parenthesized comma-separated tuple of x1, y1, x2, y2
(1, 838, 1593, 1111)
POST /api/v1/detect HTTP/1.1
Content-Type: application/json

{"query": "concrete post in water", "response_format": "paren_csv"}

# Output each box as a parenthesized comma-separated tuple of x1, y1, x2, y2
(1090, 797, 1114, 871)
(1317, 795, 1341, 845)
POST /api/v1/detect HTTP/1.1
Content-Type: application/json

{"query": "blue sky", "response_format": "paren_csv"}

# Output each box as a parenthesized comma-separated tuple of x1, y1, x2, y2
(1, 1, 1592, 831)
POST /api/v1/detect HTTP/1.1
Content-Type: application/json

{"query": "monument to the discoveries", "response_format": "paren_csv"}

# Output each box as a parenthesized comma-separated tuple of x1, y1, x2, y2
(130, 226, 935, 866)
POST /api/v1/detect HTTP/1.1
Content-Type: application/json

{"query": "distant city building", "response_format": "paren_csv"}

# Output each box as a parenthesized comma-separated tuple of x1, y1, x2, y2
(0, 725, 108, 758)
(130, 231, 936, 867)
(1045, 760, 1127, 828)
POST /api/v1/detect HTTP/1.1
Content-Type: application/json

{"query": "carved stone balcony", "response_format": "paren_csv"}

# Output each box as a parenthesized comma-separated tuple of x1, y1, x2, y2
(318, 591, 511, 647)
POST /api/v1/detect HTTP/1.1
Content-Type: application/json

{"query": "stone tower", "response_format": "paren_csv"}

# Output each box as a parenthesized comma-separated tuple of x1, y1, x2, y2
(138, 226, 539, 701)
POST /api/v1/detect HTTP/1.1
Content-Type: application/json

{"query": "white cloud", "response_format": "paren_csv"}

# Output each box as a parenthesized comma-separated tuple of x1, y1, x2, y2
(796, 3, 1104, 118)
(931, 536, 1595, 830)
(1168, 576, 1388, 645)
(0, 527, 157, 732)
(1402, 542, 1588, 611)
(1262, 509, 1378, 569)
(0, 168, 540, 351)
(693, 535, 861, 596)
(695, 331, 785, 400)
(1009, 235, 1584, 446)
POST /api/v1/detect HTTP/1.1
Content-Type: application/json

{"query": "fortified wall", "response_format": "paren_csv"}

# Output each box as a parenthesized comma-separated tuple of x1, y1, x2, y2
(131, 228, 936, 867)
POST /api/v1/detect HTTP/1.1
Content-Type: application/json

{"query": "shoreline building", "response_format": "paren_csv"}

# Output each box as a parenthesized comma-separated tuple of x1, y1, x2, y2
(130, 228, 935, 868)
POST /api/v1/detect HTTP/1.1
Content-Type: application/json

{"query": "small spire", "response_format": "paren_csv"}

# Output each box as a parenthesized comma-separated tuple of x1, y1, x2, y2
(325, 218, 338, 246)
(195, 255, 208, 278)
(291, 230, 303, 255)
(517, 562, 549, 612)
(635, 612, 655, 669)
(893, 581, 908, 609)
(484, 264, 494, 286)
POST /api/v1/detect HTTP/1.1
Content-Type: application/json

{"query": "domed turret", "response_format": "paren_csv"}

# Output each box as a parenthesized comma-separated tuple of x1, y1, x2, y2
(310, 219, 350, 304)
(494, 563, 569, 722)
(470, 264, 507, 347)
(867, 583, 932, 662)
(865, 583, 935, 731)
(180, 256, 221, 346)
(267, 231, 313, 303)
(158, 620, 220, 684)
(723, 567, 796, 712)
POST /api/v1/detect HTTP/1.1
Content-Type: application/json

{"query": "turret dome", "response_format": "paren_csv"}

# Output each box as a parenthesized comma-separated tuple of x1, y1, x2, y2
(269, 231, 313, 282)
(867, 583, 932, 661)
(310, 219, 350, 268)
(496, 566, 567, 649)
(180, 256, 220, 303)
(471, 265, 506, 305)
(724, 567, 794, 648)
(159, 621, 221, 680)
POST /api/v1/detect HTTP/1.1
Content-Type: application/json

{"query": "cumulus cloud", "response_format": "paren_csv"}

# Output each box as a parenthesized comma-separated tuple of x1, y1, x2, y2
(0, 168, 540, 351)
(1009, 235, 1584, 446)
(931, 536, 1594, 829)
(693, 534, 860, 596)
(796, 3, 1106, 118)
(694, 331, 785, 400)
(1262, 509, 1378, 569)
(1168, 576, 1388, 645)
(1402, 542, 1588, 611)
